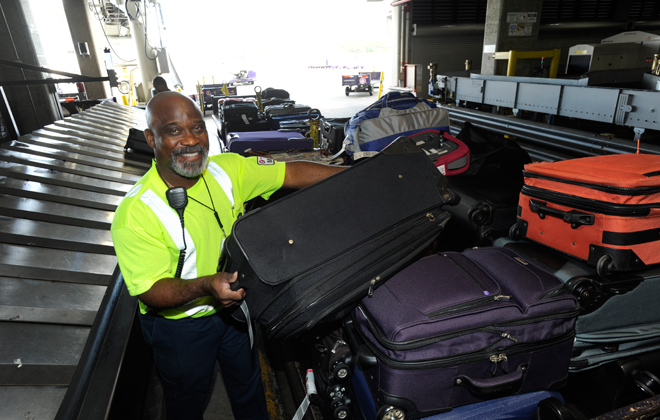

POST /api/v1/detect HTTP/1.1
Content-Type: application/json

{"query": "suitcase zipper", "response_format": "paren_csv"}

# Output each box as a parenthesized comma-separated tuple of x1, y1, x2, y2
(522, 185, 659, 217)
(301, 220, 445, 331)
(358, 326, 576, 370)
(439, 253, 492, 295)
(426, 294, 510, 318)
(523, 172, 660, 196)
(356, 304, 579, 351)
(264, 209, 449, 337)
(269, 211, 446, 336)
(422, 253, 506, 319)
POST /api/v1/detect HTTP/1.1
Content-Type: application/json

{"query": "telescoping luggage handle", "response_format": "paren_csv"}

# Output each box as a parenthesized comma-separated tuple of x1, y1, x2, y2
(528, 199, 595, 229)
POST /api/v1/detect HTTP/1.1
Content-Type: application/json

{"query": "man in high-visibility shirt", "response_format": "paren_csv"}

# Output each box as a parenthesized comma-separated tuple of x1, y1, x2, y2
(111, 91, 343, 420)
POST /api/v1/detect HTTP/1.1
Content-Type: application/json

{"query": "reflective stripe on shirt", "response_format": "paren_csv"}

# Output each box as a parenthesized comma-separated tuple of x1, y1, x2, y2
(137, 162, 234, 317)
(207, 160, 234, 206)
(139, 189, 199, 280)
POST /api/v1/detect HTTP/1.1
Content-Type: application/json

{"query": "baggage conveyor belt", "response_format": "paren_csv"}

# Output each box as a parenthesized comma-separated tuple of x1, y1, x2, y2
(0, 101, 150, 419)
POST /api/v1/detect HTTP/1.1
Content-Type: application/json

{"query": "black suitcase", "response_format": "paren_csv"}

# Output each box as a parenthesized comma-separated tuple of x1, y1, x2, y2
(262, 87, 290, 100)
(438, 121, 531, 250)
(124, 128, 153, 156)
(264, 103, 312, 118)
(221, 102, 269, 134)
(307, 325, 357, 420)
(454, 121, 531, 177)
(441, 175, 522, 251)
(261, 98, 295, 107)
(320, 117, 350, 154)
(277, 119, 310, 135)
(223, 136, 457, 340)
(563, 349, 660, 416)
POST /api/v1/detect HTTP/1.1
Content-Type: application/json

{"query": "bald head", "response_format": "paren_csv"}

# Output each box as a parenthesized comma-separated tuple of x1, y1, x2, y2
(145, 91, 202, 131)
(143, 91, 210, 185)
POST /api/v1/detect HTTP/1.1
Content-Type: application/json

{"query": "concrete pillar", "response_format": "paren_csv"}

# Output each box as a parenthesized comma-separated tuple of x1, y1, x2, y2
(62, 0, 111, 100)
(481, 0, 544, 76)
(0, 0, 60, 135)
(128, 16, 159, 103)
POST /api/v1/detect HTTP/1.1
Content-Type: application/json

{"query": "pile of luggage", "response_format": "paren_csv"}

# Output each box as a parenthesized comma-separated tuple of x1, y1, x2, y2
(221, 91, 660, 420)
(217, 87, 321, 156)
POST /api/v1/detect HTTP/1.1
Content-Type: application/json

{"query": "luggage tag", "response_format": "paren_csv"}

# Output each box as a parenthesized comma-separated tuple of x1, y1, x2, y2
(291, 370, 320, 420)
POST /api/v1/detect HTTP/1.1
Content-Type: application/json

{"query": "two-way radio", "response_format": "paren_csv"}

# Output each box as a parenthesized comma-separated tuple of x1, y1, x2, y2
(166, 187, 188, 278)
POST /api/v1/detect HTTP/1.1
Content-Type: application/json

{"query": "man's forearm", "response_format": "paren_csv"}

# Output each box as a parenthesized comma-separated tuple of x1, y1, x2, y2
(138, 271, 243, 311)
(138, 276, 213, 311)
(283, 161, 345, 189)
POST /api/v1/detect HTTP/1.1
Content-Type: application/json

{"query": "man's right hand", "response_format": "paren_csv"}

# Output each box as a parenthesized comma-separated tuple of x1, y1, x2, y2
(207, 271, 245, 307)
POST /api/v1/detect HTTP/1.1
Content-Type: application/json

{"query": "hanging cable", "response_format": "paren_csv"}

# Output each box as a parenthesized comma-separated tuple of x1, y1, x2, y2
(90, 1, 136, 63)
(124, 0, 140, 20)
(142, 0, 158, 60)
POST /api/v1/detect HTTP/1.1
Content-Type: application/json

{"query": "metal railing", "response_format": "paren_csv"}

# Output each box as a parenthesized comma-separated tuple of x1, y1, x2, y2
(55, 266, 137, 420)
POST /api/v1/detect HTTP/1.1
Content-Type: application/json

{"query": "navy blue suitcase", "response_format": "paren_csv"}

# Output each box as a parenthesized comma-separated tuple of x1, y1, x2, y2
(226, 131, 313, 156)
(353, 363, 564, 420)
(268, 109, 321, 130)
(349, 247, 579, 419)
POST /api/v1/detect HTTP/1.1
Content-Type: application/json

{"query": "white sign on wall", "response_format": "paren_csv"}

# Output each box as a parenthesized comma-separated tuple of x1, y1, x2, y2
(506, 12, 537, 36)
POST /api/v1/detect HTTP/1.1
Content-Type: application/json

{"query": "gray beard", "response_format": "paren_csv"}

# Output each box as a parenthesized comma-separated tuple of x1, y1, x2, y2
(169, 146, 209, 178)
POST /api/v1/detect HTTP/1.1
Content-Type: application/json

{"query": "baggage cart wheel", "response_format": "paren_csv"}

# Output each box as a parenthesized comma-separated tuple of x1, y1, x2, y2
(596, 254, 614, 278)
(345, 86, 351, 96)
(377, 406, 406, 420)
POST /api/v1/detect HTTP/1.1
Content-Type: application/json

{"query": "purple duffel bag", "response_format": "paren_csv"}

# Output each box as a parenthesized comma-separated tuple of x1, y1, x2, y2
(349, 246, 579, 420)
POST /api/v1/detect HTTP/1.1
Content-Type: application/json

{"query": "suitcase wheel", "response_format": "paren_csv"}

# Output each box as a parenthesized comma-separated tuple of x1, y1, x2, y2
(331, 361, 351, 382)
(377, 406, 406, 420)
(332, 402, 351, 420)
(633, 369, 660, 396)
(533, 397, 578, 420)
(328, 385, 351, 420)
(508, 223, 521, 241)
(468, 201, 494, 225)
(327, 384, 348, 401)
(596, 254, 614, 278)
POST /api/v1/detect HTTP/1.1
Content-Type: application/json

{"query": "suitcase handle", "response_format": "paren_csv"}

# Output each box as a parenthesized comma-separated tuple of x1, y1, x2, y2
(529, 199, 595, 229)
(455, 363, 527, 398)
(342, 318, 378, 369)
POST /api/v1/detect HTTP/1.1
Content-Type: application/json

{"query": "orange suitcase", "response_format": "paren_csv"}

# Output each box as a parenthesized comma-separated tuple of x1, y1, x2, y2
(514, 154, 660, 277)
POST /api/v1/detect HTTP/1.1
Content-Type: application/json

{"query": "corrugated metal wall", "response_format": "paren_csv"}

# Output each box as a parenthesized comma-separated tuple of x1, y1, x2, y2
(404, 0, 660, 98)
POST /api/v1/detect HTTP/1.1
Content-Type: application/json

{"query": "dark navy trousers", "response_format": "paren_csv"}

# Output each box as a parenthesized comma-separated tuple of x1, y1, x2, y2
(139, 310, 268, 420)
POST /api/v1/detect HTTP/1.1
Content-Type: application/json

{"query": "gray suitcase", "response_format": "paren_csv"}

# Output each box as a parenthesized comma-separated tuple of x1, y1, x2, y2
(494, 238, 660, 372)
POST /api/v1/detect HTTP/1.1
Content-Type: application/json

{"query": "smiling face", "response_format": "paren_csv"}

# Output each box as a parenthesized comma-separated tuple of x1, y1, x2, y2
(144, 92, 209, 185)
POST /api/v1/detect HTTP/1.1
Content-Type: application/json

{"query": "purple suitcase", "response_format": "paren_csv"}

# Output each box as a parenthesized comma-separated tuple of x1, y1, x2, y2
(349, 247, 579, 420)
(226, 130, 313, 156)
(353, 363, 564, 420)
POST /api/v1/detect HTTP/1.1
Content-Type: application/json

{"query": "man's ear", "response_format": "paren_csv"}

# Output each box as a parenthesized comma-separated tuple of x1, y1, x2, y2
(144, 129, 156, 148)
